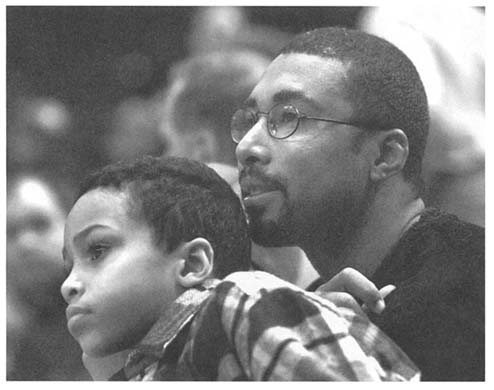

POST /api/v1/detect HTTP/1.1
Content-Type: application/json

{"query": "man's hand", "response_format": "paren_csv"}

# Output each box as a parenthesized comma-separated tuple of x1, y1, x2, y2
(315, 267, 395, 315)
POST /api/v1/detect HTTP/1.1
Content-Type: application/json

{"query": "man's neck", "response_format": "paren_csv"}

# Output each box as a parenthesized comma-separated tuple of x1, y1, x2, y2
(304, 183, 425, 280)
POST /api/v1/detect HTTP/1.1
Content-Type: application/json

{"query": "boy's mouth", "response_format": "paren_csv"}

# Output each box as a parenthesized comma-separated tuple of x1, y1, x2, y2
(66, 305, 91, 322)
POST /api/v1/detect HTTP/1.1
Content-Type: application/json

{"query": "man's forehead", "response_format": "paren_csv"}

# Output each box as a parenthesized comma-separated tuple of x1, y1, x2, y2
(245, 53, 352, 112)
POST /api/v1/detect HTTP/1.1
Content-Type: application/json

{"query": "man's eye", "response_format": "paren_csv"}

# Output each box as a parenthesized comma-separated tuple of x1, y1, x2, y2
(88, 244, 109, 261)
(280, 110, 298, 123)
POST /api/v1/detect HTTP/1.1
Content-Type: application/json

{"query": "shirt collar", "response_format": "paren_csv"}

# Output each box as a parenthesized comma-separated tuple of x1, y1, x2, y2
(123, 278, 220, 377)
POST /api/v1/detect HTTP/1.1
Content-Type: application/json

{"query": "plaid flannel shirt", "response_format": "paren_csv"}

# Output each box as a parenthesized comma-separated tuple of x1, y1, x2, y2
(111, 271, 419, 381)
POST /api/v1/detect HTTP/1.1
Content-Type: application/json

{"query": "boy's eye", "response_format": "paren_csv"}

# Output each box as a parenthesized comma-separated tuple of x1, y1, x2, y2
(88, 244, 109, 262)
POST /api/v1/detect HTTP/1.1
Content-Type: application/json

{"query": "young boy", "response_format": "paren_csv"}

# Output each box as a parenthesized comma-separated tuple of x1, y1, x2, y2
(61, 156, 418, 381)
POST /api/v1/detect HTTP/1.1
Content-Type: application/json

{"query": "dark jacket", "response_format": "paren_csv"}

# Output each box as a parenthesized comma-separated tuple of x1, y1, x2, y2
(369, 208, 484, 381)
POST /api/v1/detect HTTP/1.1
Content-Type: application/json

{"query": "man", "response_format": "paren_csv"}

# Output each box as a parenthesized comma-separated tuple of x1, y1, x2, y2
(232, 27, 484, 381)
(158, 49, 319, 288)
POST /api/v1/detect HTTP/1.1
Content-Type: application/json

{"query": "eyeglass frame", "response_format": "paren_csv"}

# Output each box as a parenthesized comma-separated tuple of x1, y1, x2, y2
(231, 103, 361, 143)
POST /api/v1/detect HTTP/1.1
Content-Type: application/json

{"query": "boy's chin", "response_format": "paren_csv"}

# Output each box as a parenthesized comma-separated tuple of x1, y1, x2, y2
(78, 334, 131, 360)
(82, 351, 130, 380)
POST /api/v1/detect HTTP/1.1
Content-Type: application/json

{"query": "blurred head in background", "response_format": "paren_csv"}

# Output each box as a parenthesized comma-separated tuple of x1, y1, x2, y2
(7, 174, 89, 380)
(7, 95, 73, 174)
(158, 49, 270, 165)
(103, 96, 164, 163)
(187, 6, 290, 57)
(7, 175, 67, 308)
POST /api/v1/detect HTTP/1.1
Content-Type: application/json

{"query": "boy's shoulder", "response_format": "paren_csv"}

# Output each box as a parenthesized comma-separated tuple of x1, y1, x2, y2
(180, 270, 419, 381)
(215, 270, 337, 311)
(222, 270, 303, 293)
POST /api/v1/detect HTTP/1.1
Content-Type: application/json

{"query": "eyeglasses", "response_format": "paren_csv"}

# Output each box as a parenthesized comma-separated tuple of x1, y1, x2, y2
(231, 103, 359, 143)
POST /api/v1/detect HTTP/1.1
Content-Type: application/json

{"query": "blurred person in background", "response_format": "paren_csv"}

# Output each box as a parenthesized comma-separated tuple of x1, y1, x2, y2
(187, 6, 291, 58)
(158, 49, 270, 166)
(7, 92, 75, 177)
(358, 5, 485, 226)
(7, 174, 89, 380)
(102, 96, 163, 163)
(158, 48, 318, 288)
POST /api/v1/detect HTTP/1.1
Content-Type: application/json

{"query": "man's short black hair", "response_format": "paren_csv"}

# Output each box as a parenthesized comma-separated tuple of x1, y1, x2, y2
(280, 27, 429, 193)
(76, 156, 250, 279)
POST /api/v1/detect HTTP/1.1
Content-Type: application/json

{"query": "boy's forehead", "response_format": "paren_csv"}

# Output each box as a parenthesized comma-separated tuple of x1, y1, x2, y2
(65, 188, 133, 237)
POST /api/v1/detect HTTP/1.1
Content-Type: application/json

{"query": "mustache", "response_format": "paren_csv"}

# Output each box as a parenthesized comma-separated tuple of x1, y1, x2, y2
(239, 166, 287, 194)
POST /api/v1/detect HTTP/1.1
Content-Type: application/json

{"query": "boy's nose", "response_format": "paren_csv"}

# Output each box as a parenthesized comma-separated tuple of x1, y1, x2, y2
(60, 273, 84, 304)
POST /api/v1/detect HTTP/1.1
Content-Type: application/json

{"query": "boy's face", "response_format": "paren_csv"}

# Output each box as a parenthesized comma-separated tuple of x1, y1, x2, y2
(61, 188, 181, 357)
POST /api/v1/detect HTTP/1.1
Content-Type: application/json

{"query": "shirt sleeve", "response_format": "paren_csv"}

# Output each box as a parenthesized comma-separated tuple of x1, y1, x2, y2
(184, 271, 419, 381)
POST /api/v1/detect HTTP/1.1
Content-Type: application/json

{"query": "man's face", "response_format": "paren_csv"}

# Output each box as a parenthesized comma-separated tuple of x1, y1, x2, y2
(61, 188, 179, 357)
(235, 53, 373, 259)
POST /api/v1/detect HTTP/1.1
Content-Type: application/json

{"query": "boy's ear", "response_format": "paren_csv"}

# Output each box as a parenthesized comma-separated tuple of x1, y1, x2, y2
(370, 129, 409, 182)
(175, 238, 214, 288)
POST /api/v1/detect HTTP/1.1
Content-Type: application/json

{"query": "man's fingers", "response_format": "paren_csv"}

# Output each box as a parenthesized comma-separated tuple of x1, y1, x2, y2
(316, 268, 397, 315)
(379, 284, 396, 299)
(316, 291, 365, 316)
(316, 267, 382, 307)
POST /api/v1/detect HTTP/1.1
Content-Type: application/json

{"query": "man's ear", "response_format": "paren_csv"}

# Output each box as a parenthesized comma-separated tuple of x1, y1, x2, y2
(370, 129, 409, 182)
(175, 238, 214, 288)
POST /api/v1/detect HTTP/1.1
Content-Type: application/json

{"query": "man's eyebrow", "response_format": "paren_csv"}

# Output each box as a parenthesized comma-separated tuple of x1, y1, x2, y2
(243, 97, 257, 109)
(272, 89, 315, 105)
(243, 90, 317, 111)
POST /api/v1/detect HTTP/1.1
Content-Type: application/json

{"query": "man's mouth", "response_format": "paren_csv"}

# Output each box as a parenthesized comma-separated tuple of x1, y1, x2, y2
(240, 179, 280, 199)
(239, 168, 285, 206)
(242, 186, 276, 199)
(240, 178, 284, 212)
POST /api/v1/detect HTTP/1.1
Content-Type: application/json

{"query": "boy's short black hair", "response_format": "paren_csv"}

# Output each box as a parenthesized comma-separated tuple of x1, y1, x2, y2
(280, 27, 429, 194)
(76, 156, 251, 279)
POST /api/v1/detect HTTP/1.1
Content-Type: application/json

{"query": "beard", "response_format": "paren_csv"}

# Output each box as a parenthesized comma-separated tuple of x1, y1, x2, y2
(248, 179, 375, 256)
(248, 207, 292, 247)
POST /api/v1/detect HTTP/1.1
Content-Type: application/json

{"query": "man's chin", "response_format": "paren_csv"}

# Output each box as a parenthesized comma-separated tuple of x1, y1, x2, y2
(249, 218, 292, 247)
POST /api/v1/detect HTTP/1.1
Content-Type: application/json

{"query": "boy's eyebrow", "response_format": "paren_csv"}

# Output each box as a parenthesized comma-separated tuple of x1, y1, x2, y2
(73, 224, 111, 245)
(62, 224, 111, 274)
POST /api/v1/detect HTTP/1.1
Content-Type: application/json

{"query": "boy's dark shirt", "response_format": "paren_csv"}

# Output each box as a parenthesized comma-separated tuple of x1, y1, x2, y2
(367, 208, 484, 381)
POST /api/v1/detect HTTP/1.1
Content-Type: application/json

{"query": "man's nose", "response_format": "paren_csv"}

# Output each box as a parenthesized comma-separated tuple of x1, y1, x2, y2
(235, 117, 272, 167)
(60, 271, 84, 304)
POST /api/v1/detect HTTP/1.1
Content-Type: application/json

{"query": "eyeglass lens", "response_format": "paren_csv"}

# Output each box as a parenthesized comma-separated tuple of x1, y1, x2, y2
(231, 104, 300, 142)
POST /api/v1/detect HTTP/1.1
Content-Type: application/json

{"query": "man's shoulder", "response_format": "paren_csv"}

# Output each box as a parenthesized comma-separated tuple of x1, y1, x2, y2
(408, 208, 484, 249)
(374, 208, 484, 304)
(371, 208, 485, 380)
(394, 208, 484, 268)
